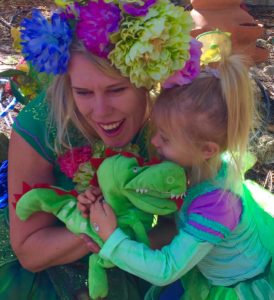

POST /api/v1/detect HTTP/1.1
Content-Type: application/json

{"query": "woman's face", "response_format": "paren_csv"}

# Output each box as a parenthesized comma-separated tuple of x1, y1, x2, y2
(69, 54, 147, 147)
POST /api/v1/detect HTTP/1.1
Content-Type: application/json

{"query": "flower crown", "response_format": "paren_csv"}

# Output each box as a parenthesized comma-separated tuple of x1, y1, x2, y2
(19, 0, 202, 89)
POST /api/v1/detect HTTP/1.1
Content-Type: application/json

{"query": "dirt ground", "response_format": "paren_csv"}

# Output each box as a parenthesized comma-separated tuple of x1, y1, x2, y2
(0, 1, 273, 189)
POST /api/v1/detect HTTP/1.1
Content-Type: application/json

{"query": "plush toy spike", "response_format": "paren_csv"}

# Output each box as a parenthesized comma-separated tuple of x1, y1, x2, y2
(16, 154, 187, 299)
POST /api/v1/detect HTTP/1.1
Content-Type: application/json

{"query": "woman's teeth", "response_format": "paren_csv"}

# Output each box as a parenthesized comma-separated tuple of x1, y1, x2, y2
(99, 120, 123, 132)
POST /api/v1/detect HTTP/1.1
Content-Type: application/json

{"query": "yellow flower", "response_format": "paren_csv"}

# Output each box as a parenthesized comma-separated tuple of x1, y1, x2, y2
(16, 61, 30, 73)
(54, 0, 74, 8)
(10, 27, 22, 52)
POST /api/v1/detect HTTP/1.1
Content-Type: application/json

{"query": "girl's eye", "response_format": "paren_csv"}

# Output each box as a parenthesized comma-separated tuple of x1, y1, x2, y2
(160, 135, 169, 144)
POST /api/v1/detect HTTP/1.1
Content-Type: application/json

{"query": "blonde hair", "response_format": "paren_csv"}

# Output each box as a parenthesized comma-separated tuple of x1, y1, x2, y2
(46, 39, 149, 154)
(154, 54, 255, 186)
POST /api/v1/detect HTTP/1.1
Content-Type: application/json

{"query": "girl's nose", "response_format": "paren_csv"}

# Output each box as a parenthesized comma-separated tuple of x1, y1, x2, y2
(151, 133, 159, 147)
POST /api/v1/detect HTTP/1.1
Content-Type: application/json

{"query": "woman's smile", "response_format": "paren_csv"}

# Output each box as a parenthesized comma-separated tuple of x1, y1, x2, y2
(97, 119, 125, 137)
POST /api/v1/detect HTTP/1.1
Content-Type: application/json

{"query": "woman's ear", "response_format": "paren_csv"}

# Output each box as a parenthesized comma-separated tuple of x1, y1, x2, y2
(201, 141, 220, 160)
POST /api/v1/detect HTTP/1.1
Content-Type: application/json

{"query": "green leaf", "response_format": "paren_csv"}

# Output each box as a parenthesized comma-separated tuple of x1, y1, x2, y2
(10, 80, 29, 105)
(0, 69, 27, 78)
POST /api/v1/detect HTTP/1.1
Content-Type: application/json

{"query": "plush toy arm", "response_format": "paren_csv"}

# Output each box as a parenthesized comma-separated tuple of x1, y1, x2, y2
(16, 188, 104, 247)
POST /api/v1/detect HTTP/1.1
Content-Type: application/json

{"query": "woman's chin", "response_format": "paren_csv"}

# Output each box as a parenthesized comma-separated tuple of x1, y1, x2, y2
(99, 132, 129, 148)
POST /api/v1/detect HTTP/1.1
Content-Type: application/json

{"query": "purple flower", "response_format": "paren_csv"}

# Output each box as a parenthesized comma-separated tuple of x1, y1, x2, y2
(76, 0, 122, 58)
(60, 3, 80, 21)
(163, 38, 202, 88)
(123, 0, 156, 17)
(20, 9, 73, 75)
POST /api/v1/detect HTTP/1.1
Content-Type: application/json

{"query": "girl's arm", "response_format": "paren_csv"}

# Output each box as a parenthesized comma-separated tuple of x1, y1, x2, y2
(90, 200, 213, 286)
(8, 131, 94, 272)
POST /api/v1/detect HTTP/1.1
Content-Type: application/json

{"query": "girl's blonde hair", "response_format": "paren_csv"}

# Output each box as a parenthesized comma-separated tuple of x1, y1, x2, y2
(154, 54, 255, 186)
(46, 39, 150, 154)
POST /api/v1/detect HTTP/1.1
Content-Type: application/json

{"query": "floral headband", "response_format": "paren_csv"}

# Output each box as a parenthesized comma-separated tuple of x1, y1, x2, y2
(19, 0, 202, 89)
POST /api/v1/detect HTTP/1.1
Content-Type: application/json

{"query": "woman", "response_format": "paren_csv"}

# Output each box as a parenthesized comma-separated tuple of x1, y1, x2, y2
(0, 1, 194, 299)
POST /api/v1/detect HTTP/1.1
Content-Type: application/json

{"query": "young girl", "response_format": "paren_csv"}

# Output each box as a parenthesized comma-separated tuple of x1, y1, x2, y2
(87, 51, 274, 299)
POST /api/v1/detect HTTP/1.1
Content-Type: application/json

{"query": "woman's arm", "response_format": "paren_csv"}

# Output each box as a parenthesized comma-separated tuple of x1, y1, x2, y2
(149, 216, 178, 250)
(8, 131, 92, 272)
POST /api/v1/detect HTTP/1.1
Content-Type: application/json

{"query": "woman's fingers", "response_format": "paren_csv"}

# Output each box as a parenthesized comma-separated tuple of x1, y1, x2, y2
(79, 234, 100, 253)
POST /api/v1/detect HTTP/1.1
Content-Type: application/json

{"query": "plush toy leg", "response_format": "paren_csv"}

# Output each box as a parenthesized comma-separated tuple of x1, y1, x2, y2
(119, 214, 150, 246)
(89, 254, 109, 299)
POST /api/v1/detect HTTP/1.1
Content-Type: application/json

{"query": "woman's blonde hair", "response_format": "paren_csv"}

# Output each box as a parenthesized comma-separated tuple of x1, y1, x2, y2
(46, 39, 150, 154)
(153, 54, 256, 186)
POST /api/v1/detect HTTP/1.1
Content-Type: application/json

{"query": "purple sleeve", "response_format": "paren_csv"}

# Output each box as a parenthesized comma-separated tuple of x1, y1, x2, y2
(184, 190, 242, 244)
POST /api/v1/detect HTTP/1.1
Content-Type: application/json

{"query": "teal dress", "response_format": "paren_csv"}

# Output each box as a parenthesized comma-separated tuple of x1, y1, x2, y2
(0, 93, 150, 299)
(99, 162, 274, 299)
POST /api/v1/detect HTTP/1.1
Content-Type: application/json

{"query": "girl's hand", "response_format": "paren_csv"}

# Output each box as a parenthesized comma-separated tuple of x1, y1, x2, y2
(90, 200, 117, 242)
(77, 187, 102, 218)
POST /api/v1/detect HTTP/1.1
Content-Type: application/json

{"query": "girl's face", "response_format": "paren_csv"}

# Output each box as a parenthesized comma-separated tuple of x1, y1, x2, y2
(69, 54, 147, 147)
(151, 126, 198, 168)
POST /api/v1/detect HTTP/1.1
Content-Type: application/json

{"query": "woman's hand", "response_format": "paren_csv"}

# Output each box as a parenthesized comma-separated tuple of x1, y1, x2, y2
(149, 216, 178, 249)
(79, 234, 100, 253)
(90, 200, 117, 242)
(77, 187, 102, 218)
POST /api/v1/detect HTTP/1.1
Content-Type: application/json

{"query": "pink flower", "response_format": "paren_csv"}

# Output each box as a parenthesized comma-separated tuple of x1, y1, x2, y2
(123, 0, 156, 17)
(76, 0, 121, 58)
(163, 38, 202, 88)
(57, 146, 92, 178)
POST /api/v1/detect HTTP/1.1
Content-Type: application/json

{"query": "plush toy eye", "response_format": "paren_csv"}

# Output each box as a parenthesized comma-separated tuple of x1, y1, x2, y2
(133, 167, 140, 173)
(166, 176, 175, 185)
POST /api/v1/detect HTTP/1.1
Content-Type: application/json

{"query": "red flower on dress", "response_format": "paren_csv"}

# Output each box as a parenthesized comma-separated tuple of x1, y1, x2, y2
(57, 146, 92, 178)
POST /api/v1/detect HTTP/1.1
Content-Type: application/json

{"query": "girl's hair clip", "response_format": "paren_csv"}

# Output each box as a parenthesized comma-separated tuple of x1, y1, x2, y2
(204, 66, 220, 79)
(196, 29, 232, 66)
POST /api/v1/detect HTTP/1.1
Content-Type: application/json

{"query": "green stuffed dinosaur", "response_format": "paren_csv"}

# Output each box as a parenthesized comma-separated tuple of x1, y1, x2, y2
(16, 154, 186, 299)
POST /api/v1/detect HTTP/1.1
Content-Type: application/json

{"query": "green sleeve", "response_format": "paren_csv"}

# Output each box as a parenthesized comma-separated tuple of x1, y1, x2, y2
(12, 92, 56, 163)
(12, 93, 86, 189)
(100, 228, 213, 286)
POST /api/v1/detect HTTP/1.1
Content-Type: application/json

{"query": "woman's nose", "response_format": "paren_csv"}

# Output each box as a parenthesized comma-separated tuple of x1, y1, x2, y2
(92, 94, 111, 116)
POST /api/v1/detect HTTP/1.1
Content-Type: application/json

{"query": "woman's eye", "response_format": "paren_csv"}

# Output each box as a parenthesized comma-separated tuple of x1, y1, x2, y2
(109, 87, 127, 93)
(73, 88, 93, 96)
(76, 90, 92, 96)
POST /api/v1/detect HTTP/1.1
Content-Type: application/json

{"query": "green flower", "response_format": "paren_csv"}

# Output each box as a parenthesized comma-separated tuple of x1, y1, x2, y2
(109, 0, 193, 89)
(72, 140, 140, 192)
(73, 162, 95, 192)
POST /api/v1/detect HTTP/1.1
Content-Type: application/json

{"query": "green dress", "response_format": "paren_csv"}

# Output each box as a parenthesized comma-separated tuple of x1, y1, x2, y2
(0, 93, 150, 300)
(99, 161, 274, 299)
